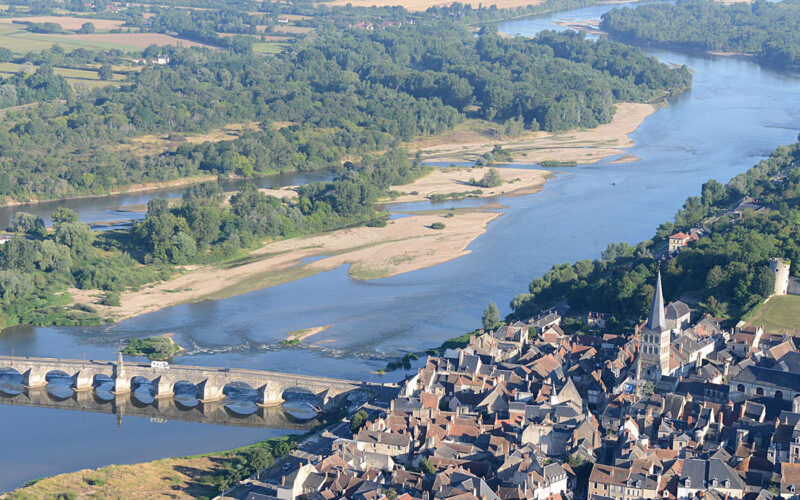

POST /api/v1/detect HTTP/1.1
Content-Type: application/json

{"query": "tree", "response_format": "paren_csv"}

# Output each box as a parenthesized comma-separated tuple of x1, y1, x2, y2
(705, 265, 724, 289)
(420, 457, 436, 474)
(10, 212, 46, 237)
(78, 22, 96, 34)
(350, 410, 368, 433)
(482, 301, 501, 331)
(54, 222, 94, 255)
(641, 381, 655, 396)
(97, 64, 113, 81)
(52, 207, 78, 224)
(38, 240, 72, 274)
(248, 447, 273, 479)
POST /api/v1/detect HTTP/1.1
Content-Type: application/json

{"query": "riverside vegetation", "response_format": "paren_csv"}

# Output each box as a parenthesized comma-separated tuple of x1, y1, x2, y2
(601, 0, 800, 67)
(382, 138, 800, 370)
(0, 6, 689, 202)
(510, 138, 800, 330)
(0, 1, 691, 330)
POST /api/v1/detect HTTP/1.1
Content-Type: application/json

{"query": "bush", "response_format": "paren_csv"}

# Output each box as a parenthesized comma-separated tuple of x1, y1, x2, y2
(431, 222, 446, 230)
(102, 292, 121, 307)
(74, 302, 97, 314)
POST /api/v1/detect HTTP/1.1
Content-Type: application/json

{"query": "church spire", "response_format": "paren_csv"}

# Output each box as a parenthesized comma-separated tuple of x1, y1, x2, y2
(648, 270, 667, 332)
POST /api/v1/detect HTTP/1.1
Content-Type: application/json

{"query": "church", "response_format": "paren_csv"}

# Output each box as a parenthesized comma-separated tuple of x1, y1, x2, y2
(638, 271, 674, 381)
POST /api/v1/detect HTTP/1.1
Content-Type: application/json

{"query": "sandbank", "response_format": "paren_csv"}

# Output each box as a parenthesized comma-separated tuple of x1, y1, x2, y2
(386, 166, 548, 203)
(408, 102, 657, 166)
(78, 209, 502, 322)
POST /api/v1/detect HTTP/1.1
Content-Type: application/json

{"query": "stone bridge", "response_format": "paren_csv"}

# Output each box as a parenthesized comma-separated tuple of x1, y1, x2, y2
(0, 388, 321, 430)
(0, 354, 381, 408)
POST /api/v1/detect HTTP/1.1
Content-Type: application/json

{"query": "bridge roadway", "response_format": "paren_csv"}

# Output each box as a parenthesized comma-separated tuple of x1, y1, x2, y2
(0, 355, 382, 407)
(0, 388, 320, 430)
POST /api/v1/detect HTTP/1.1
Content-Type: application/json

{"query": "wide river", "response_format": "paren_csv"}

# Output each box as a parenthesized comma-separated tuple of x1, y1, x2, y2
(2, 3, 800, 491)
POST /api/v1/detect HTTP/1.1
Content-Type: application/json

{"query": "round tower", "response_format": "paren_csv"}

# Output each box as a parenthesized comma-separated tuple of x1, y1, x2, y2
(769, 258, 790, 296)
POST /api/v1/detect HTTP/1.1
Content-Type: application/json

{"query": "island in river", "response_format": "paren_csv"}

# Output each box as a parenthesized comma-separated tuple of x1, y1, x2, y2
(62, 100, 656, 326)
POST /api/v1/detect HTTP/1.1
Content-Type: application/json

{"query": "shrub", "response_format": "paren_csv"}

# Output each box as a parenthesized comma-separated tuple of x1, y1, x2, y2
(431, 222, 446, 230)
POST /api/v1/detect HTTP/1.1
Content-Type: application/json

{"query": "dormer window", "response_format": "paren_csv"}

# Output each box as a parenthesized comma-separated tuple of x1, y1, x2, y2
(712, 479, 717, 487)
(685, 479, 691, 488)
(724, 480, 730, 488)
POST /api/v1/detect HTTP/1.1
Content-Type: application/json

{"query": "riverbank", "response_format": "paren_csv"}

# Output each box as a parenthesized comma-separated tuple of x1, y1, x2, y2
(2, 434, 300, 500)
(408, 102, 658, 165)
(385, 166, 549, 203)
(72, 207, 504, 323)
(0, 175, 219, 209)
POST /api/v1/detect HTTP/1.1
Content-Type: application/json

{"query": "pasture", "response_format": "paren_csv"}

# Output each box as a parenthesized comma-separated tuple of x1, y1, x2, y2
(747, 295, 800, 335)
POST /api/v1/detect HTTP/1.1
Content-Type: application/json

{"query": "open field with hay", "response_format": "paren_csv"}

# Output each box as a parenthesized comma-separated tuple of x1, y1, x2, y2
(0, 24, 211, 52)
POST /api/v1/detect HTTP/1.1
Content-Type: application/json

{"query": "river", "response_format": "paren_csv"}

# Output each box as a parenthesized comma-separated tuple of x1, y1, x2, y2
(2, 2, 800, 491)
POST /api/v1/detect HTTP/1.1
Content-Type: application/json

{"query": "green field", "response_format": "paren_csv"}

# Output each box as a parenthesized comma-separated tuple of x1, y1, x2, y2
(253, 41, 287, 54)
(747, 294, 800, 334)
(0, 25, 137, 52)
(0, 61, 125, 88)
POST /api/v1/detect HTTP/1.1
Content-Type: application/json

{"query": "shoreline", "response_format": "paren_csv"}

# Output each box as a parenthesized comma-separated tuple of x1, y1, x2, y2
(407, 102, 658, 166)
(0, 102, 652, 210)
(384, 166, 549, 203)
(73, 206, 505, 323)
(0, 175, 219, 209)
(64, 102, 658, 325)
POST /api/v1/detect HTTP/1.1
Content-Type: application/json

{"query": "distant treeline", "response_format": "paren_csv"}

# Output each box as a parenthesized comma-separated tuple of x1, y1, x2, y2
(601, 0, 800, 67)
(0, 19, 689, 202)
(511, 138, 800, 328)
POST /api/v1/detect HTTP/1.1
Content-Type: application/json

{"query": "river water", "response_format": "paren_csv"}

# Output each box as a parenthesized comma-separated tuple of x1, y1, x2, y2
(2, 3, 800, 491)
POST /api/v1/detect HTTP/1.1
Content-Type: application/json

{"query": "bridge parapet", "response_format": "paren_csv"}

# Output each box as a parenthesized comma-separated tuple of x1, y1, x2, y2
(0, 355, 385, 412)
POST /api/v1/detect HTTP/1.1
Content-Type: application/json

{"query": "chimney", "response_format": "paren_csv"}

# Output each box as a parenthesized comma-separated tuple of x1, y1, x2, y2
(281, 475, 286, 487)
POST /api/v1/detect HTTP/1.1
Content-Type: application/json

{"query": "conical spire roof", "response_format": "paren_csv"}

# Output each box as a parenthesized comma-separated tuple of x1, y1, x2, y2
(648, 270, 667, 332)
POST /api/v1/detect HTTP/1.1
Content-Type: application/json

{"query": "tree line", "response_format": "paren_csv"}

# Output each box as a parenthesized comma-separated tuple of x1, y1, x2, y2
(600, 0, 800, 67)
(0, 19, 689, 202)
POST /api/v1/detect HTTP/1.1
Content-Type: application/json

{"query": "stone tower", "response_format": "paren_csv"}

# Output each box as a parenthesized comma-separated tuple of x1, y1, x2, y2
(769, 258, 790, 296)
(639, 271, 672, 381)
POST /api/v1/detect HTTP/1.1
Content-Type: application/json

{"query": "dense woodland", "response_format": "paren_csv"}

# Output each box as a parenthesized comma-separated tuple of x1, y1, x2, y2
(601, 0, 800, 67)
(511, 138, 800, 330)
(0, 11, 689, 202)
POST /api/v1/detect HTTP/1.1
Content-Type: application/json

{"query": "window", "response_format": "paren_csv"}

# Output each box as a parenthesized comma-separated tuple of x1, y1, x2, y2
(737, 384, 745, 392)
(756, 387, 764, 396)
(776, 390, 784, 400)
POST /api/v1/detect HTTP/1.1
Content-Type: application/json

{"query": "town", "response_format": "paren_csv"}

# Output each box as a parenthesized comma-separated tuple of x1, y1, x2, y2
(226, 269, 800, 500)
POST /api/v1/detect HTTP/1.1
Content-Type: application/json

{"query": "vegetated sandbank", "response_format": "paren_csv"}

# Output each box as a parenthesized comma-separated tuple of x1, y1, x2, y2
(71, 205, 505, 323)
(385, 166, 549, 203)
(408, 102, 656, 165)
(68, 100, 654, 323)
